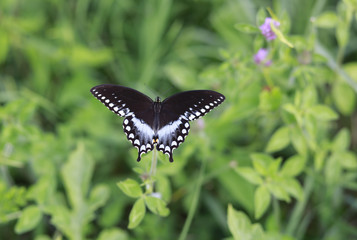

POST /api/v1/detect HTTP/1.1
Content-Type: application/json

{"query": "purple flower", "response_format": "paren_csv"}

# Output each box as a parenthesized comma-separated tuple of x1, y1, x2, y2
(259, 18, 280, 41)
(254, 48, 272, 66)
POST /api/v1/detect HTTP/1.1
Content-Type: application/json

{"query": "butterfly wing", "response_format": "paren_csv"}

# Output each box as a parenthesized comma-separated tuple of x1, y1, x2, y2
(157, 90, 225, 162)
(90, 84, 155, 161)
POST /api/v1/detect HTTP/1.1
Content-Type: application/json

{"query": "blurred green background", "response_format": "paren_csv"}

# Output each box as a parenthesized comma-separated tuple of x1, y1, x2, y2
(1, 0, 357, 239)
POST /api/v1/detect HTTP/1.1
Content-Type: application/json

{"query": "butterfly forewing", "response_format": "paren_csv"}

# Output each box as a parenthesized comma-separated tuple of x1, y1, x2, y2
(161, 90, 225, 123)
(91, 84, 155, 161)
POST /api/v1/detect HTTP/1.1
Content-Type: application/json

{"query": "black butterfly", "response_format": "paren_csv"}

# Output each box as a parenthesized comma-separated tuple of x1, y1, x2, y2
(90, 84, 225, 162)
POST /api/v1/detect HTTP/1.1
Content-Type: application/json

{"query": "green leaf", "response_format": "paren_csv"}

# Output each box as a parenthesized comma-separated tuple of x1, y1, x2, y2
(339, 151, 357, 169)
(227, 204, 265, 240)
(267, 183, 290, 202)
(145, 196, 170, 217)
(15, 205, 42, 234)
(332, 81, 356, 116)
(61, 143, 94, 209)
(259, 87, 282, 111)
(236, 167, 263, 185)
(254, 185, 271, 219)
(280, 155, 306, 177)
(308, 105, 338, 121)
(235, 23, 259, 33)
(289, 126, 308, 156)
(281, 178, 304, 201)
(314, 150, 327, 171)
(302, 85, 318, 107)
(98, 228, 129, 240)
(270, 21, 294, 48)
(314, 12, 338, 28)
(265, 126, 290, 152)
(89, 184, 110, 211)
(267, 158, 282, 176)
(117, 179, 142, 198)
(128, 198, 146, 229)
(332, 128, 350, 151)
(251, 153, 274, 176)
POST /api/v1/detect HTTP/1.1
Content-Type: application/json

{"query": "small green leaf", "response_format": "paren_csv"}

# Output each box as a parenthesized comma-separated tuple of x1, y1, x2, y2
(89, 184, 110, 211)
(98, 228, 129, 240)
(236, 167, 263, 185)
(251, 153, 274, 175)
(254, 185, 271, 219)
(339, 151, 357, 169)
(61, 143, 94, 209)
(267, 183, 290, 202)
(314, 150, 327, 171)
(332, 81, 356, 116)
(235, 23, 259, 33)
(145, 196, 170, 217)
(128, 198, 146, 229)
(281, 178, 304, 201)
(270, 21, 294, 48)
(15, 205, 42, 234)
(265, 126, 290, 152)
(280, 155, 306, 177)
(308, 105, 338, 121)
(267, 158, 282, 176)
(117, 179, 142, 198)
(289, 126, 308, 156)
(227, 204, 265, 240)
(332, 128, 350, 151)
(314, 12, 338, 28)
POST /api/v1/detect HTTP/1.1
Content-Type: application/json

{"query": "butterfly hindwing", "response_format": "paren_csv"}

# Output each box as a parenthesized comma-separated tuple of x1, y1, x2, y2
(156, 118, 190, 162)
(123, 116, 154, 162)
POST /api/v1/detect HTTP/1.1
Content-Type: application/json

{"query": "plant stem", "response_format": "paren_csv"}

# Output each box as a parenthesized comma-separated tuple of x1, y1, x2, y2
(286, 173, 314, 236)
(178, 159, 206, 240)
(273, 197, 281, 230)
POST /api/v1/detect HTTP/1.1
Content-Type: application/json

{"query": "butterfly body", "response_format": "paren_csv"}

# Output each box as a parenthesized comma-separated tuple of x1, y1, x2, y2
(91, 84, 225, 162)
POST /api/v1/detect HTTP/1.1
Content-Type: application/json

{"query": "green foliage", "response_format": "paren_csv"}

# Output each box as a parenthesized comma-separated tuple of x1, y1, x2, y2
(1, 0, 357, 240)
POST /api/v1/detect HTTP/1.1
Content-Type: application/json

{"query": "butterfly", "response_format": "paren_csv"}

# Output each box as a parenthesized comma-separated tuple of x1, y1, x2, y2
(90, 84, 225, 162)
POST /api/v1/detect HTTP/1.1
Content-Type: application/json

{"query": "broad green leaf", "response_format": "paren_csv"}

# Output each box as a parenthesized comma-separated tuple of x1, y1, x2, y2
(61, 143, 94, 209)
(98, 228, 129, 240)
(227, 204, 265, 240)
(15, 205, 42, 234)
(267, 183, 290, 202)
(89, 184, 110, 211)
(332, 128, 350, 151)
(267, 158, 282, 176)
(145, 196, 170, 217)
(302, 85, 318, 107)
(281, 178, 304, 201)
(308, 105, 338, 121)
(339, 151, 357, 169)
(289, 126, 308, 155)
(280, 155, 306, 177)
(325, 154, 341, 185)
(236, 167, 263, 185)
(251, 153, 274, 175)
(333, 81, 356, 116)
(254, 185, 271, 219)
(117, 179, 142, 198)
(235, 23, 259, 33)
(265, 126, 290, 152)
(314, 12, 338, 28)
(128, 198, 146, 229)
(259, 87, 282, 111)
(314, 150, 327, 171)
